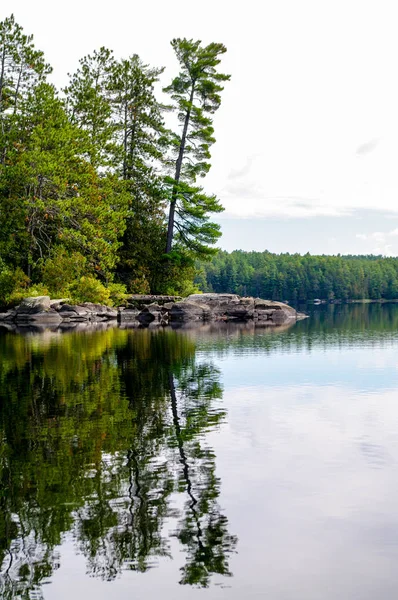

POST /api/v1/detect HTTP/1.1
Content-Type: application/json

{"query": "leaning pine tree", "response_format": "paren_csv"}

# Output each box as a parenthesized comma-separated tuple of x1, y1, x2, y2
(163, 38, 230, 259)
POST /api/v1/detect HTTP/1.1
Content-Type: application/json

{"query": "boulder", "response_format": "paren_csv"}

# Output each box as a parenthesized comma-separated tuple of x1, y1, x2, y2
(175, 294, 299, 324)
(58, 304, 90, 321)
(15, 296, 63, 324)
(80, 303, 118, 320)
(50, 298, 69, 310)
(55, 303, 117, 322)
(169, 301, 211, 322)
(16, 296, 52, 314)
(0, 310, 16, 322)
(126, 295, 182, 309)
(253, 299, 297, 324)
(137, 303, 168, 324)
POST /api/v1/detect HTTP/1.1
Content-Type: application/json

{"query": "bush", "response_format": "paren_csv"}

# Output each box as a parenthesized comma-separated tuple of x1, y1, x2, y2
(106, 282, 128, 306)
(0, 266, 32, 308)
(42, 249, 87, 296)
(67, 276, 112, 305)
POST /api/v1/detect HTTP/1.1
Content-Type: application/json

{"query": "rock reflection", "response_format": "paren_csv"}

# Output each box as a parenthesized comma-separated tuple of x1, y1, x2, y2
(0, 328, 237, 598)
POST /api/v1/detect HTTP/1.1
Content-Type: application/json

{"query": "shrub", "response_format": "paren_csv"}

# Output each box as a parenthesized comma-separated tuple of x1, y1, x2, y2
(106, 282, 128, 306)
(67, 276, 111, 305)
(0, 266, 31, 308)
(42, 249, 87, 296)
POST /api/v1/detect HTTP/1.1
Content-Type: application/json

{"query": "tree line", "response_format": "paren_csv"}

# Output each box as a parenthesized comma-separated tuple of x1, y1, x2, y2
(196, 250, 398, 301)
(0, 15, 229, 306)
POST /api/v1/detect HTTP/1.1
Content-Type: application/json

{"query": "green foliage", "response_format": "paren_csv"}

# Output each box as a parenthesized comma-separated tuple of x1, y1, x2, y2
(198, 250, 398, 301)
(150, 249, 200, 295)
(163, 38, 230, 258)
(106, 281, 128, 305)
(41, 248, 87, 295)
(0, 265, 30, 307)
(67, 275, 111, 305)
(65, 276, 126, 306)
(0, 15, 230, 297)
(64, 47, 117, 168)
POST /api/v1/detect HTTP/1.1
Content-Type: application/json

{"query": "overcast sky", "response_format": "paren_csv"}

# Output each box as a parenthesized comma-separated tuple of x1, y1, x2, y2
(4, 0, 398, 255)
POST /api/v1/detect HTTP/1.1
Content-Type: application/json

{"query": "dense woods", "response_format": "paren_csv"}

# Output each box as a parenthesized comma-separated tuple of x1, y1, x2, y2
(0, 15, 229, 306)
(197, 251, 398, 302)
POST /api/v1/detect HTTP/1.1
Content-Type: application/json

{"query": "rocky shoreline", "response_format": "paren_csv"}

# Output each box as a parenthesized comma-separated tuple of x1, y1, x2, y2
(0, 293, 307, 328)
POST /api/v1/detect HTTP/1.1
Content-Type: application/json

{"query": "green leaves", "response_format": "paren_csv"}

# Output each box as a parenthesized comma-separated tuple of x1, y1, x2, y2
(0, 15, 231, 295)
(64, 47, 116, 168)
(163, 38, 230, 258)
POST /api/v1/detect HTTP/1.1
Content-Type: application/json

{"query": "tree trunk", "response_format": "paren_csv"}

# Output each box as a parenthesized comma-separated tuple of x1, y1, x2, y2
(165, 84, 195, 253)
(0, 46, 7, 165)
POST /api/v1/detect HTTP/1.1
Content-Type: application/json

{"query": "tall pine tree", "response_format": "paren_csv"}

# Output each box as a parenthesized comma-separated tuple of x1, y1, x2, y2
(163, 38, 230, 258)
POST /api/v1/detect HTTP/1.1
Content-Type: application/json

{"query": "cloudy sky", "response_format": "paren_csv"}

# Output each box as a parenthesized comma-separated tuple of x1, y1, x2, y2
(5, 0, 398, 255)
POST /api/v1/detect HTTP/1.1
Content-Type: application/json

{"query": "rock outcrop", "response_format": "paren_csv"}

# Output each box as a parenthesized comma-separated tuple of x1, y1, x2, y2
(119, 293, 302, 326)
(0, 296, 119, 326)
(0, 293, 305, 328)
(169, 294, 298, 325)
(118, 295, 181, 324)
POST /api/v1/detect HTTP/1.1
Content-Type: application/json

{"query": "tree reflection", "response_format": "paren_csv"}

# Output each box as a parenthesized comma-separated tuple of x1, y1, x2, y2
(0, 327, 236, 597)
(169, 370, 237, 586)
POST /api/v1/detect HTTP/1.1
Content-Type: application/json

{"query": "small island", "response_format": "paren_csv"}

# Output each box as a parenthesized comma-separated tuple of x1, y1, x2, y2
(0, 293, 306, 329)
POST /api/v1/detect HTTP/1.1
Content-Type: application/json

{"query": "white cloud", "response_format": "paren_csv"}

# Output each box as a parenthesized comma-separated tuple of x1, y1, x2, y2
(356, 138, 380, 156)
(354, 228, 398, 255)
(355, 228, 398, 245)
(4, 0, 398, 227)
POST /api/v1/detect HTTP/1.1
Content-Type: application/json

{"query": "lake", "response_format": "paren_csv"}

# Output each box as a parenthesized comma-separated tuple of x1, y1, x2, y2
(2, 303, 398, 599)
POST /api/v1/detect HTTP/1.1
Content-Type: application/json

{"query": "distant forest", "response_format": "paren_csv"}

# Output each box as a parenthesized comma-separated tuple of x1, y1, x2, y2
(196, 251, 398, 301)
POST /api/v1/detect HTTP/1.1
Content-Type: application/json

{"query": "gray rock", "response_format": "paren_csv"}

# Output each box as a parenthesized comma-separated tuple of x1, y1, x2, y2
(17, 296, 52, 314)
(186, 293, 240, 304)
(163, 302, 174, 311)
(169, 301, 211, 322)
(0, 310, 16, 322)
(126, 295, 182, 309)
(80, 303, 117, 318)
(137, 303, 168, 324)
(86, 304, 117, 320)
(178, 294, 299, 324)
(50, 298, 69, 310)
(59, 304, 89, 317)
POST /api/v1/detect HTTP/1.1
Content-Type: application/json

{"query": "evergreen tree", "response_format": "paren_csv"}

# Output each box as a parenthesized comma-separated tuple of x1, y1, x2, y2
(0, 82, 127, 279)
(163, 38, 230, 258)
(0, 14, 51, 166)
(110, 55, 168, 291)
(64, 47, 116, 168)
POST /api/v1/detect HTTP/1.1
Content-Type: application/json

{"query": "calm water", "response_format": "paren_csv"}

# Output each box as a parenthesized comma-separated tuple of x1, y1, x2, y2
(2, 303, 398, 599)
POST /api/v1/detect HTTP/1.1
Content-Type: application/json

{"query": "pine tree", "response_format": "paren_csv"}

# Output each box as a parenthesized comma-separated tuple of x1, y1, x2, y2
(1, 82, 127, 279)
(64, 47, 116, 168)
(163, 38, 230, 258)
(0, 14, 51, 164)
(110, 55, 168, 291)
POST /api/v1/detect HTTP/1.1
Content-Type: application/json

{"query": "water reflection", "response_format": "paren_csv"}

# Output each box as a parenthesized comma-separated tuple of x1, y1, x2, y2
(3, 303, 398, 599)
(0, 328, 236, 598)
